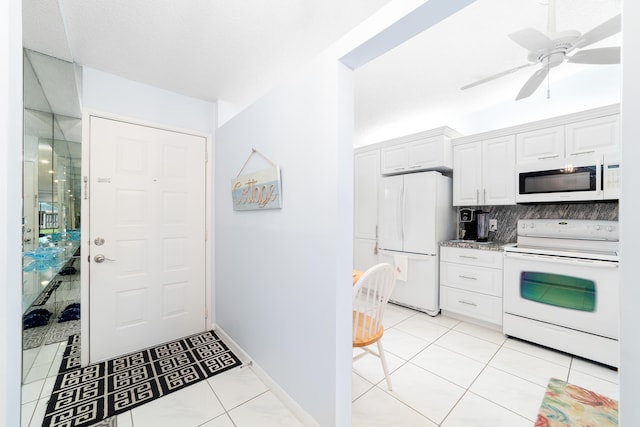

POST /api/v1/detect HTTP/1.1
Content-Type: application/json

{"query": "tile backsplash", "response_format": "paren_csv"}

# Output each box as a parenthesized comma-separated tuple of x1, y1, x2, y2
(458, 202, 619, 243)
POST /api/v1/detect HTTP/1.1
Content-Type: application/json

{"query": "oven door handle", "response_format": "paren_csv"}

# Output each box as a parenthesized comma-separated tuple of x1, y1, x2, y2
(504, 252, 618, 268)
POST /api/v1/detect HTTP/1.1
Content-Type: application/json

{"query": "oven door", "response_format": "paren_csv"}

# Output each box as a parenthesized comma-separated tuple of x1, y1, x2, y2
(504, 251, 619, 339)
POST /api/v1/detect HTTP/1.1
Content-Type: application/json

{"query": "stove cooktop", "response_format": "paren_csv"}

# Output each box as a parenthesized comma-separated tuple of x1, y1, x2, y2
(507, 219, 619, 259)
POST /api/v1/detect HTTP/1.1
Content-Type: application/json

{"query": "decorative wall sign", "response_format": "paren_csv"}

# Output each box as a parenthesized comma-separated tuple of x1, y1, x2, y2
(231, 149, 282, 211)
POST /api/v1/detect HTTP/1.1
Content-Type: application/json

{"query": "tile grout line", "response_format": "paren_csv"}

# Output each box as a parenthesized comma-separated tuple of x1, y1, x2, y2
(373, 311, 463, 425)
(443, 334, 537, 425)
(433, 329, 507, 426)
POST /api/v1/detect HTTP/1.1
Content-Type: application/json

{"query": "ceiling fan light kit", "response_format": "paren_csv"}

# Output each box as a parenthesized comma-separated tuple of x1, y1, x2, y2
(461, 0, 621, 100)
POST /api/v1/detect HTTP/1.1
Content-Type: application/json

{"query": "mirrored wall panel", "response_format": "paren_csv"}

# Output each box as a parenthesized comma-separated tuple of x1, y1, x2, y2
(22, 49, 82, 383)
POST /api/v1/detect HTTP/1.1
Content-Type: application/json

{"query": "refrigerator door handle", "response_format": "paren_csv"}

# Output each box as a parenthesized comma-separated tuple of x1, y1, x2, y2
(397, 182, 404, 244)
(401, 182, 406, 244)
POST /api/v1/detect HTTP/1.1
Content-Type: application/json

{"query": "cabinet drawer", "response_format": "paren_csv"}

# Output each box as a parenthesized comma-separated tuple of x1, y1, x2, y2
(440, 286, 503, 325)
(440, 262, 502, 297)
(440, 246, 503, 269)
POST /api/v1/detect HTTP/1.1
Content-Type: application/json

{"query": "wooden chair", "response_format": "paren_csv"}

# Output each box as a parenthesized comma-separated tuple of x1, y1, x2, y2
(352, 263, 397, 391)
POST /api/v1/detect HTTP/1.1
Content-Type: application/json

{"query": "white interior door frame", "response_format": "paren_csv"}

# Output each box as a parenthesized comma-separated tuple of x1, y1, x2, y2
(80, 110, 213, 366)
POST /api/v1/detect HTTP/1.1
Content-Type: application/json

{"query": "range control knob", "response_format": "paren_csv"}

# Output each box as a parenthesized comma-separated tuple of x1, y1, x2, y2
(594, 225, 602, 231)
(529, 222, 536, 229)
(608, 226, 615, 232)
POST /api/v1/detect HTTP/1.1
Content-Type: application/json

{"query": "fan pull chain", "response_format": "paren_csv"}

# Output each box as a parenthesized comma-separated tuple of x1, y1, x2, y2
(546, 63, 551, 99)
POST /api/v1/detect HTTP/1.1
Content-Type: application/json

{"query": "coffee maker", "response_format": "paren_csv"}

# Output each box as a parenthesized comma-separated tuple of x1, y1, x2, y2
(459, 208, 478, 240)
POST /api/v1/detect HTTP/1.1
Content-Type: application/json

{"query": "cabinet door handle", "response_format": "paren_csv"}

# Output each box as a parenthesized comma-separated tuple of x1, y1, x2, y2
(571, 149, 596, 156)
(483, 188, 487, 204)
(458, 300, 478, 307)
(459, 255, 478, 260)
(476, 189, 479, 205)
(459, 275, 477, 280)
(538, 154, 559, 159)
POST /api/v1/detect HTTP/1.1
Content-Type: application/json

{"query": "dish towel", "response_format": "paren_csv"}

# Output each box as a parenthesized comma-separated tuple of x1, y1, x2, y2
(393, 255, 408, 282)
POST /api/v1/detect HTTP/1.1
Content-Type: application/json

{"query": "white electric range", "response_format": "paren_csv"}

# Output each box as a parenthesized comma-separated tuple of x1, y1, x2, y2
(503, 219, 619, 367)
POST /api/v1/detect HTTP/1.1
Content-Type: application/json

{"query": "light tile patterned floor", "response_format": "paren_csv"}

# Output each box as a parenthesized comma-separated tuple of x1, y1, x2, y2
(22, 302, 619, 426)
(352, 303, 619, 427)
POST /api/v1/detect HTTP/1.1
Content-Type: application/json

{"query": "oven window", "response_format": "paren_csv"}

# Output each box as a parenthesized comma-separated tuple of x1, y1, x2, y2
(520, 271, 596, 312)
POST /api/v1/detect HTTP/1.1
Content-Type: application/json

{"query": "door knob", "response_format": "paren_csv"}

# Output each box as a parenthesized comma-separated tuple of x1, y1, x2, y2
(94, 254, 115, 263)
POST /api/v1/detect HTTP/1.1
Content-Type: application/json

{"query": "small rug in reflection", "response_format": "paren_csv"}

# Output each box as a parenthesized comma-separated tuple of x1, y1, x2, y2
(42, 330, 242, 427)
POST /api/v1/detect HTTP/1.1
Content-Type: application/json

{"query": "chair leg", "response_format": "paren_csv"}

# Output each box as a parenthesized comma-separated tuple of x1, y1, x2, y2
(376, 339, 393, 391)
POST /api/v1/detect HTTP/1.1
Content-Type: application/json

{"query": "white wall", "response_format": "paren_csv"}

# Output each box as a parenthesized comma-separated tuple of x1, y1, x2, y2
(83, 68, 217, 135)
(214, 59, 354, 426)
(213, 2, 477, 425)
(1, 0, 24, 425)
(449, 66, 621, 136)
(353, 65, 622, 146)
(619, 1, 639, 425)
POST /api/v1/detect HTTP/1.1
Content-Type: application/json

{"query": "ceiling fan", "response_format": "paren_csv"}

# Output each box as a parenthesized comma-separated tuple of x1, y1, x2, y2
(461, 0, 621, 100)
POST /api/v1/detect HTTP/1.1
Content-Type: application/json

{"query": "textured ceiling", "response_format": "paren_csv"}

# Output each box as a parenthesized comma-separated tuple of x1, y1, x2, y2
(23, 0, 391, 108)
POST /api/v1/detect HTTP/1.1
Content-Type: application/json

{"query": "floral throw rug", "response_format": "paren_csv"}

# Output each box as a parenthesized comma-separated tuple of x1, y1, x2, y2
(536, 378, 618, 427)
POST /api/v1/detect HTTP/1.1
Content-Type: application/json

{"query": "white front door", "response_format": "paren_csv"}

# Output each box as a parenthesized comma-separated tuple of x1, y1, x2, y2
(89, 116, 207, 362)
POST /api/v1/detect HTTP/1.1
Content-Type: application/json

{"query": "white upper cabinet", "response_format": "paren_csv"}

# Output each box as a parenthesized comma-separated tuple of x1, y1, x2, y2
(407, 136, 452, 171)
(379, 129, 457, 175)
(483, 135, 516, 205)
(516, 114, 620, 165)
(453, 135, 515, 206)
(452, 142, 482, 206)
(354, 150, 380, 240)
(380, 145, 407, 175)
(516, 126, 565, 163)
(565, 115, 620, 157)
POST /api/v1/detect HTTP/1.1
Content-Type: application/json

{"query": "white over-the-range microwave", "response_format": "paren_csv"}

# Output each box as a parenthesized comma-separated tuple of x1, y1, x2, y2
(516, 151, 620, 203)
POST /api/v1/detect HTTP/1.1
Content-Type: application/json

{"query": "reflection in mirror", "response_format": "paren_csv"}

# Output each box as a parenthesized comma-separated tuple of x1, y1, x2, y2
(21, 49, 82, 387)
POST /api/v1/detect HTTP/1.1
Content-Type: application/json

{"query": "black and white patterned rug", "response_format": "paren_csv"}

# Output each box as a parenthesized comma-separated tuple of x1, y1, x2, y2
(43, 330, 243, 427)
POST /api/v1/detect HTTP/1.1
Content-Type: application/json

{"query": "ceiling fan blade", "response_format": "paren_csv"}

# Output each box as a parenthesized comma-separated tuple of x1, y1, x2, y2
(508, 28, 553, 53)
(568, 47, 620, 64)
(515, 67, 549, 100)
(572, 14, 621, 50)
(461, 63, 534, 90)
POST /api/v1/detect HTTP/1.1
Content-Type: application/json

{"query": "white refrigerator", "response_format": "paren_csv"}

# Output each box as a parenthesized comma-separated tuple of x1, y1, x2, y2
(378, 171, 454, 315)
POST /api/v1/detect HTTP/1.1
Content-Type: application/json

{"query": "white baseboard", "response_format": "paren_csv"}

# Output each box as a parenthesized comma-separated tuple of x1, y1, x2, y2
(213, 324, 320, 427)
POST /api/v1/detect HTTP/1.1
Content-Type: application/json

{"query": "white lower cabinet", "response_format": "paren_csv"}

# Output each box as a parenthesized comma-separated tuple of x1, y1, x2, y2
(440, 287, 503, 324)
(439, 246, 504, 326)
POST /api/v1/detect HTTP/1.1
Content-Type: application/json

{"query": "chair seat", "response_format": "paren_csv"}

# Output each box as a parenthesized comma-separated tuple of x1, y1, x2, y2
(352, 312, 384, 347)
(352, 263, 396, 390)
